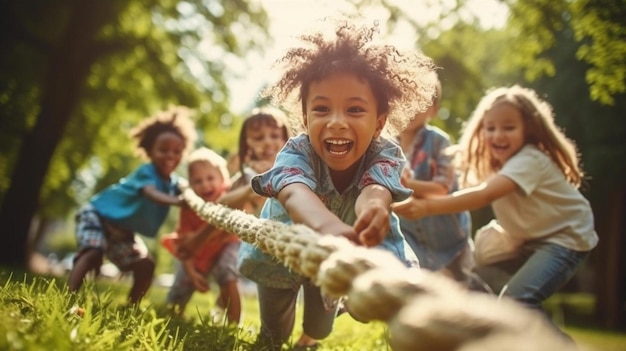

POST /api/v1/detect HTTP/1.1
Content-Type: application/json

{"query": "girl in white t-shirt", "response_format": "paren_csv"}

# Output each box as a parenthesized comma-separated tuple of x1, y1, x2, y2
(393, 85, 598, 314)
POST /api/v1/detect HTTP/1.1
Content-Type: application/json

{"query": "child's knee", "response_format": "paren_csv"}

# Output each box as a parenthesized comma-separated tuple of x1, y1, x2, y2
(76, 248, 104, 269)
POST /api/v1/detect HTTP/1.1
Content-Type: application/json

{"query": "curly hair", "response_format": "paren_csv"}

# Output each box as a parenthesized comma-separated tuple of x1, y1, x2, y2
(261, 18, 437, 137)
(129, 106, 197, 160)
(458, 85, 583, 187)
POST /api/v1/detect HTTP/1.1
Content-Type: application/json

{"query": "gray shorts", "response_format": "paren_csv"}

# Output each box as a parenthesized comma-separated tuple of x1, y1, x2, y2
(167, 241, 241, 306)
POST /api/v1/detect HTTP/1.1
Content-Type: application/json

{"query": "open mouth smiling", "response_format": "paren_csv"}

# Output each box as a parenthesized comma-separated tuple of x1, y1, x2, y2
(325, 139, 353, 155)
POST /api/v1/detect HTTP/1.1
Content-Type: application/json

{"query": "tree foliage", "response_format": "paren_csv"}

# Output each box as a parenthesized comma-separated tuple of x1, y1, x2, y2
(504, 0, 626, 106)
(0, 0, 270, 266)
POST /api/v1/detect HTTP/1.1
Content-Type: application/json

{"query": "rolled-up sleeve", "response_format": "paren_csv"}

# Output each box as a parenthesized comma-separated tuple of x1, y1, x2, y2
(359, 139, 413, 203)
(251, 136, 318, 197)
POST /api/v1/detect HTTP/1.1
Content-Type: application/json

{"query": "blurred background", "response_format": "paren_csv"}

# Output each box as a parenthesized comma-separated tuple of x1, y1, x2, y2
(0, 0, 624, 332)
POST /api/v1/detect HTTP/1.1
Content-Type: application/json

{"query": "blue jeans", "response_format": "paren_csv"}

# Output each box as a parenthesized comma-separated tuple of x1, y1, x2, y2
(473, 242, 589, 309)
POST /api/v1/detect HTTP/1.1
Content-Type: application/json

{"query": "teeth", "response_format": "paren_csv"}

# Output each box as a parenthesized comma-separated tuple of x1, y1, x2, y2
(326, 139, 351, 145)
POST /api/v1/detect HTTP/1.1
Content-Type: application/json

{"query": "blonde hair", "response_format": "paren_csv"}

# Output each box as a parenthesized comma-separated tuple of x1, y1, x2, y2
(187, 147, 231, 188)
(262, 18, 437, 137)
(458, 85, 583, 187)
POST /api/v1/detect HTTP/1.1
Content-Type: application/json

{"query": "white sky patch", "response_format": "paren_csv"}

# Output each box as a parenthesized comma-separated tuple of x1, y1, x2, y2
(228, 0, 509, 114)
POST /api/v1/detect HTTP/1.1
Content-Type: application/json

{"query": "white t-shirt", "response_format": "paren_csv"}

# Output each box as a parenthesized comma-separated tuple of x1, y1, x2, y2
(492, 145, 598, 251)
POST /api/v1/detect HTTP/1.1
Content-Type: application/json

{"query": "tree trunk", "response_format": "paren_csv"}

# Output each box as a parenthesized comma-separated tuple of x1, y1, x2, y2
(0, 0, 124, 268)
(593, 185, 626, 329)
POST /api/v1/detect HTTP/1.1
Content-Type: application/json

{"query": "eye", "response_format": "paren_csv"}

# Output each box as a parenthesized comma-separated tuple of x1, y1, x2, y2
(347, 106, 366, 114)
(311, 105, 329, 114)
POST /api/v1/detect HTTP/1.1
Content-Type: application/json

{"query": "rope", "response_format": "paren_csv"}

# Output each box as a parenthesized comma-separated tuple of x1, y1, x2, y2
(182, 187, 576, 351)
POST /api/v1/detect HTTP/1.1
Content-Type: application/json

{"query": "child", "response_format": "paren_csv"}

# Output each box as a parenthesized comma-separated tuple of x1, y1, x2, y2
(68, 106, 196, 304)
(396, 74, 475, 285)
(218, 106, 290, 215)
(161, 147, 242, 324)
(393, 85, 598, 313)
(237, 19, 437, 350)
(175, 107, 289, 274)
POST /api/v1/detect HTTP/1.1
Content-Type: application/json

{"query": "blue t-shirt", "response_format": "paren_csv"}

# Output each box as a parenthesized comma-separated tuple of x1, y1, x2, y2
(399, 125, 471, 270)
(238, 133, 418, 289)
(90, 163, 179, 238)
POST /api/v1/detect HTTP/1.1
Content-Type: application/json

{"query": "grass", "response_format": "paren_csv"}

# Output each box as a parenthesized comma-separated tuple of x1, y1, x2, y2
(0, 268, 625, 351)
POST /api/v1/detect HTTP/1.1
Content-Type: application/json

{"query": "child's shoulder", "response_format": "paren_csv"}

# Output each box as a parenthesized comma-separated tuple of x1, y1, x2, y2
(424, 124, 451, 140)
(369, 137, 403, 156)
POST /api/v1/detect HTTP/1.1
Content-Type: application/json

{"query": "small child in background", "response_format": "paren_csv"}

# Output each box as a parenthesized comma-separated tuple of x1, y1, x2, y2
(393, 85, 598, 322)
(396, 73, 475, 285)
(238, 18, 437, 350)
(218, 106, 290, 215)
(68, 106, 196, 304)
(175, 107, 289, 309)
(161, 147, 242, 324)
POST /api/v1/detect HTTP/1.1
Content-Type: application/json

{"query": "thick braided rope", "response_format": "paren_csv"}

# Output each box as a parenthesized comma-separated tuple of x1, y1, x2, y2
(182, 188, 576, 351)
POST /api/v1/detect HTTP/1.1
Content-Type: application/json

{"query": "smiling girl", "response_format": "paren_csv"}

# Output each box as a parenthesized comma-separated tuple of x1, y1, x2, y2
(237, 18, 437, 350)
(393, 85, 598, 323)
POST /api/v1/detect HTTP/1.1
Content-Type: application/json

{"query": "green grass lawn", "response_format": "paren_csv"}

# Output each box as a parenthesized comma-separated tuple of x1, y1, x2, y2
(1, 268, 625, 350)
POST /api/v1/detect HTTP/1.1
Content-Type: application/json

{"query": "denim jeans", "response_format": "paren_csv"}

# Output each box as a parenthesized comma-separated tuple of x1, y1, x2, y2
(473, 242, 589, 309)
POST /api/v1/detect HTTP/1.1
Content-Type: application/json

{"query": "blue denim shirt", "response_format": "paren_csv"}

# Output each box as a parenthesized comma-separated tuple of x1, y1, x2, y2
(399, 125, 471, 270)
(238, 133, 419, 289)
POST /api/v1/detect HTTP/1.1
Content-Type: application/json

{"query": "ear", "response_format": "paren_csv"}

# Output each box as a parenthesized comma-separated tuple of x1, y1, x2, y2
(373, 114, 387, 139)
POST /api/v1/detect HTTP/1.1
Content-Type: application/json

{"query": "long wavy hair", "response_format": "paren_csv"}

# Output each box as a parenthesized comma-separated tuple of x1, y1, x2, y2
(457, 85, 583, 187)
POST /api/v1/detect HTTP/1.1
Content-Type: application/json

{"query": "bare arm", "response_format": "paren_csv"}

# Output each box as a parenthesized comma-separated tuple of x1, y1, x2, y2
(218, 183, 257, 209)
(143, 185, 184, 206)
(277, 183, 359, 243)
(393, 174, 518, 219)
(176, 223, 219, 259)
(353, 184, 392, 247)
(404, 177, 448, 198)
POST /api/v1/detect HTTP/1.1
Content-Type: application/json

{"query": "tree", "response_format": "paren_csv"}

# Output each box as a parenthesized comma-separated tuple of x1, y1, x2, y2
(0, 0, 270, 268)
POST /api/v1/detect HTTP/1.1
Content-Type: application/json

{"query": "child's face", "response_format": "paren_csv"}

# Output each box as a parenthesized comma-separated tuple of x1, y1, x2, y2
(188, 161, 225, 202)
(148, 131, 185, 179)
(245, 124, 286, 162)
(303, 72, 385, 173)
(482, 103, 526, 164)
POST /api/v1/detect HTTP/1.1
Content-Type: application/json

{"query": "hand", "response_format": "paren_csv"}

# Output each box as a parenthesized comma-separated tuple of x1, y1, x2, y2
(400, 167, 414, 188)
(176, 233, 202, 259)
(178, 177, 189, 189)
(317, 221, 360, 245)
(353, 203, 390, 247)
(183, 264, 210, 292)
(392, 197, 428, 219)
(190, 270, 210, 292)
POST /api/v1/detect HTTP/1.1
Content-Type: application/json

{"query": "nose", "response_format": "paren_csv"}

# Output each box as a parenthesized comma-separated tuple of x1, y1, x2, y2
(327, 111, 347, 130)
